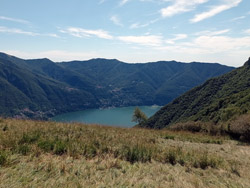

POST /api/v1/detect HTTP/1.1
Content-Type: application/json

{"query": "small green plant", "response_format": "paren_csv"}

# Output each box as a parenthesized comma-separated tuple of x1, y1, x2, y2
(230, 162, 241, 177)
(2, 124, 8, 131)
(54, 141, 67, 155)
(0, 151, 7, 166)
(19, 132, 40, 144)
(121, 145, 152, 163)
(17, 144, 30, 155)
(38, 140, 54, 152)
(82, 144, 97, 158)
(164, 147, 183, 165)
(164, 135, 175, 140)
(193, 152, 221, 169)
(165, 150, 177, 165)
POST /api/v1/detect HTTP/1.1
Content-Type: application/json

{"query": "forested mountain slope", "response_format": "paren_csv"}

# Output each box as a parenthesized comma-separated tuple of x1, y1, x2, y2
(142, 58, 250, 129)
(0, 52, 234, 119)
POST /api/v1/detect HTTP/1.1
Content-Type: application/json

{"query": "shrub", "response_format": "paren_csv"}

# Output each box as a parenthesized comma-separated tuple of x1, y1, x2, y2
(169, 121, 204, 132)
(229, 114, 250, 142)
(170, 121, 224, 136)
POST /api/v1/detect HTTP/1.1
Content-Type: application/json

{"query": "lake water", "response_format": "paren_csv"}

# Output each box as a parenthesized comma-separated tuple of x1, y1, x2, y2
(52, 105, 161, 128)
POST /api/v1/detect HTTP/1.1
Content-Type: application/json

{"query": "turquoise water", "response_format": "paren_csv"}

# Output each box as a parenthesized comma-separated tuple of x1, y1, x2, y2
(52, 106, 161, 128)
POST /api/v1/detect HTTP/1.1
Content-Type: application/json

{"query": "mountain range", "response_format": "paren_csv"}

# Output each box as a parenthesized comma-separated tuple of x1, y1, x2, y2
(0, 52, 234, 119)
(142, 58, 250, 129)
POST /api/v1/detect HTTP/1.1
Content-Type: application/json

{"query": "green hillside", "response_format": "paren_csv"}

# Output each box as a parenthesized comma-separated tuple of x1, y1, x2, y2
(0, 52, 234, 119)
(0, 58, 97, 119)
(142, 58, 250, 129)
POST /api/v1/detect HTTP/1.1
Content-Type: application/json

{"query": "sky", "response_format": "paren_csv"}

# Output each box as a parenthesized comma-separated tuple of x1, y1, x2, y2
(0, 0, 250, 67)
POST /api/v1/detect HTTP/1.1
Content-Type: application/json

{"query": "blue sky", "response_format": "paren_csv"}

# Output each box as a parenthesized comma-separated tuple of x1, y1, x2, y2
(0, 0, 249, 66)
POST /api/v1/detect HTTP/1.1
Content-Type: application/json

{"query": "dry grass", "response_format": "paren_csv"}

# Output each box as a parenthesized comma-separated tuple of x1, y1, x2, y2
(0, 118, 250, 187)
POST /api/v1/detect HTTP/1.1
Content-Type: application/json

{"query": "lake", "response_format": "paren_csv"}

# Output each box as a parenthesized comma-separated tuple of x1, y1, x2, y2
(52, 105, 162, 128)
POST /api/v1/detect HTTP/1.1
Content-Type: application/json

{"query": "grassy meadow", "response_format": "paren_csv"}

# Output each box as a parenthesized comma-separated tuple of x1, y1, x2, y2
(0, 118, 250, 188)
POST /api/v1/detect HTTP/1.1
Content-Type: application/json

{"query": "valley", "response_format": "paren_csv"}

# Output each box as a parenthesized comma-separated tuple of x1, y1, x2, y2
(0, 57, 249, 188)
(0, 52, 234, 119)
(1, 0, 250, 187)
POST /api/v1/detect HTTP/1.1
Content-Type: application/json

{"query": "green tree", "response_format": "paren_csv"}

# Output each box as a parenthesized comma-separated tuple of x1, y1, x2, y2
(132, 107, 148, 124)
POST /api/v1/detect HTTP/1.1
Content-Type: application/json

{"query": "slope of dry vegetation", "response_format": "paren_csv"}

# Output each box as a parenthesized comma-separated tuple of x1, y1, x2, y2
(0, 118, 250, 188)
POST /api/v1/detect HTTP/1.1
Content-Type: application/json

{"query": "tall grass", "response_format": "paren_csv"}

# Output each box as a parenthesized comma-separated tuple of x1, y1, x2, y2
(0, 118, 227, 168)
(0, 118, 249, 188)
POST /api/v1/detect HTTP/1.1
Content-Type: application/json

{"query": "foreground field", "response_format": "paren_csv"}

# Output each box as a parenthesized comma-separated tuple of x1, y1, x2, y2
(0, 118, 250, 188)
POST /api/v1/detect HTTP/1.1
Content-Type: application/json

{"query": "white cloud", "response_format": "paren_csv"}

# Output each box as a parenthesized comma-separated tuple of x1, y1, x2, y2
(4, 50, 99, 62)
(0, 16, 30, 25)
(195, 29, 230, 36)
(243, 29, 250, 35)
(0, 26, 59, 38)
(118, 35, 163, 46)
(120, 0, 130, 6)
(0, 26, 37, 36)
(110, 15, 123, 27)
(61, 27, 113, 39)
(190, 0, 242, 23)
(157, 35, 250, 55)
(166, 34, 187, 44)
(192, 35, 250, 52)
(231, 16, 245, 21)
(155, 35, 250, 66)
(160, 0, 209, 17)
(130, 19, 159, 29)
(99, 0, 106, 4)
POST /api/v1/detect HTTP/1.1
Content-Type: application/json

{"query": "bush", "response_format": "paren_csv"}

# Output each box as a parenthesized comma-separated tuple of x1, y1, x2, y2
(169, 121, 204, 132)
(169, 121, 223, 136)
(229, 114, 250, 142)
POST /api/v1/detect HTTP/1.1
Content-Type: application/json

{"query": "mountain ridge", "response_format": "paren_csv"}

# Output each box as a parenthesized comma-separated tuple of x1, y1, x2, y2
(0, 52, 235, 119)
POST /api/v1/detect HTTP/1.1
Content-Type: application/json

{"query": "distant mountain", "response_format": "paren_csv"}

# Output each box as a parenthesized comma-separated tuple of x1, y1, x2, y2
(0, 52, 234, 119)
(141, 58, 250, 129)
